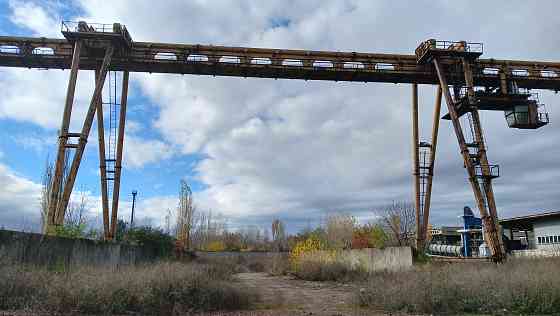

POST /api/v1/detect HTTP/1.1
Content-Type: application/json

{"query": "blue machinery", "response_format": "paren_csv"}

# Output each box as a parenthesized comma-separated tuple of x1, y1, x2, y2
(428, 206, 486, 257)
(458, 206, 483, 257)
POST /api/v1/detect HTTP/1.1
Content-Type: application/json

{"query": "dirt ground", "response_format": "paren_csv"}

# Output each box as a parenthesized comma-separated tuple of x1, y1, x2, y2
(0, 273, 387, 316)
(199, 272, 383, 316)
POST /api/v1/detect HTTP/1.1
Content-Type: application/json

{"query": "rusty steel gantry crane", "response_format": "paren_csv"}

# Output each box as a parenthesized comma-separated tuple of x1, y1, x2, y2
(0, 22, 558, 261)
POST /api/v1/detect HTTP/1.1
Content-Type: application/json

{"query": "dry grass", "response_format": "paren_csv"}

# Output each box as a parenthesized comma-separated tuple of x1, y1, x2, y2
(292, 251, 367, 282)
(0, 261, 256, 314)
(195, 253, 291, 276)
(358, 257, 560, 314)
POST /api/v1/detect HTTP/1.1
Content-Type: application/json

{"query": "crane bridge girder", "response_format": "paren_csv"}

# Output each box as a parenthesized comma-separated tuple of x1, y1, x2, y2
(0, 35, 559, 90)
(0, 21, 558, 263)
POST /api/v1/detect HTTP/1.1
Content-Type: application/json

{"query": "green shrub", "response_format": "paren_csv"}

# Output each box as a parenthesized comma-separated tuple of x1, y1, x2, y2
(125, 226, 175, 258)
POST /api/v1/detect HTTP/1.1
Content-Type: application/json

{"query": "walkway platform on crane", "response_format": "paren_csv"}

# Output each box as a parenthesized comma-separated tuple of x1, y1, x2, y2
(61, 21, 132, 51)
(415, 39, 483, 64)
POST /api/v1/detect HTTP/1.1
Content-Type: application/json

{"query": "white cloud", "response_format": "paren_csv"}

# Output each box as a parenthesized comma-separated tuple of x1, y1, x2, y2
(0, 162, 42, 230)
(123, 134, 174, 169)
(11, 133, 55, 153)
(8, 0, 60, 37)
(2, 0, 560, 231)
(75, 0, 560, 225)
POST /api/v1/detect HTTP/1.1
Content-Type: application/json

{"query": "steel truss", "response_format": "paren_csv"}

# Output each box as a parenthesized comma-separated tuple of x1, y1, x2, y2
(0, 23, 557, 257)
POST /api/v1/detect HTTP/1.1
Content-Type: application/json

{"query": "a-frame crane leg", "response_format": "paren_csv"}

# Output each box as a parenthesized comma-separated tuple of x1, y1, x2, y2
(108, 71, 129, 240)
(95, 69, 111, 240)
(46, 41, 82, 234)
(433, 57, 505, 262)
(412, 85, 443, 250)
(54, 46, 114, 226)
(420, 87, 442, 248)
(462, 59, 505, 259)
(412, 84, 422, 249)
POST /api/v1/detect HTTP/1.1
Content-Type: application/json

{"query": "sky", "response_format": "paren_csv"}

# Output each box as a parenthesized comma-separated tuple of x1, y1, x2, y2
(0, 0, 559, 234)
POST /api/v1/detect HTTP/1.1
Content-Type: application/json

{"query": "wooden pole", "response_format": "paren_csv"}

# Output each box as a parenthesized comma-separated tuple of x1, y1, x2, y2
(421, 86, 442, 246)
(109, 71, 130, 239)
(95, 69, 110, 239)
(412, 83, 422, 249)
(47, 41, 82, 233)
(56, 46, 114, 224)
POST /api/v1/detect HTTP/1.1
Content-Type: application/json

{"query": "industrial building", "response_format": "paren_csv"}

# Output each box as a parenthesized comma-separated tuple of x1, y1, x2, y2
(500, 211, 560, 256)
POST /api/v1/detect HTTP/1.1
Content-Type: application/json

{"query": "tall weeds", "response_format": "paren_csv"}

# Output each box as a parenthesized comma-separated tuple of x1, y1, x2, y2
(0, 261, 256, 314)
(358, 258, 560, 314)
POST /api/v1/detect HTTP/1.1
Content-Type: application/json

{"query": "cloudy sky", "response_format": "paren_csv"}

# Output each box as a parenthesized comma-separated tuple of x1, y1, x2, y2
(0, 0, 559, 233)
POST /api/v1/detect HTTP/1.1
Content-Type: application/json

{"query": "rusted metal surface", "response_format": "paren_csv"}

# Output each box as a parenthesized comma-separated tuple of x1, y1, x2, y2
(109, 71, 129, 240)
(94, 69, 111, 239)
(56, 46, 114, 225)
(433, 58, 505, 261)
(420, 87, 442, 247)
(0, 35, 559, 90)
(412, 84, 421, 249)
(47, 41, 81, 232)
(3, 24, 554, 258)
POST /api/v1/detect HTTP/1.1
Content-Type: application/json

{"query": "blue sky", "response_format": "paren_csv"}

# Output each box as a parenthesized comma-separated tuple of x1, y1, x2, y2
(1, 0, 559, 234)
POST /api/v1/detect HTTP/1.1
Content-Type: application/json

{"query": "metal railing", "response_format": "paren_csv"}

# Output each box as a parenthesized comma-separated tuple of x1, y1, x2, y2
(415, 39, 483, 62)
(62, 21, 116, 33)
(475, 164, 500, 179)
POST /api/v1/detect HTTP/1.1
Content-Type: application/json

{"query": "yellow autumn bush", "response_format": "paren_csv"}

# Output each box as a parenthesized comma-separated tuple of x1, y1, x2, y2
(205, 240, 226, 252)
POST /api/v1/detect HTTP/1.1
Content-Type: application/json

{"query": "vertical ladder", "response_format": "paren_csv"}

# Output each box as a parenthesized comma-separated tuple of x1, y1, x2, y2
(433, 57, 505, 261)
(412, 85, 443, 250)
(102, 70, 121, 238)
(418, 142, 431, 221)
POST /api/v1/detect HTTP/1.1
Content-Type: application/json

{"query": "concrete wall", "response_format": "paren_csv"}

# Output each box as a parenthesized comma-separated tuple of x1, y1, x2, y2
(194, 247, 412, 272)
(314, 247, 413, 272)
(0, 229, 160, 269)
(193, 251, 287, 262)
(511, 248, 560, 258)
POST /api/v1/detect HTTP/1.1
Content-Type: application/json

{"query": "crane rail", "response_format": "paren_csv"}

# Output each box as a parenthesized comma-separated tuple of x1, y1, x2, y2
(1, 35, 559, 90)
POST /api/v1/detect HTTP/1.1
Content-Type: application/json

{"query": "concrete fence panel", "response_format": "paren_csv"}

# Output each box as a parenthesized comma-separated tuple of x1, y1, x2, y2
(0, 229, 160, 269)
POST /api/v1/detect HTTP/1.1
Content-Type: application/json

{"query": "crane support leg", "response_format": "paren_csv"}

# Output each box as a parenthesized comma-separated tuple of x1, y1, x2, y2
(108, 71, 129, 240)
(55, 46, 114, 225)
(46, 41, 82, 234)
(433, 57, 505, 262)
(412, 86, 442, 250)
(412, 84, 422, 249)
(95, 69, 111, 240)
(419, 86, 442, 248)
(462, 58, 505, 259)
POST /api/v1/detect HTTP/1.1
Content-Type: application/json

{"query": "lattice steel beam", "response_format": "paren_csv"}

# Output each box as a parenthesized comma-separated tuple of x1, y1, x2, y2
(1, 36, 559, 90)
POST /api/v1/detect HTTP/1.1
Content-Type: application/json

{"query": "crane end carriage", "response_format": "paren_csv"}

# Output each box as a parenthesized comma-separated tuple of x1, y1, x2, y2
(415, 39, 483, 64)
(417, 38, 551, 130)
(441, 86, 550, 129)
(61, 21, 132, 54)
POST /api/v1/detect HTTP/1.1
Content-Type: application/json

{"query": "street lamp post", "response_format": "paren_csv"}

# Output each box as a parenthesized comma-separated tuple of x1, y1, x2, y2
(130, 190, 138, 227)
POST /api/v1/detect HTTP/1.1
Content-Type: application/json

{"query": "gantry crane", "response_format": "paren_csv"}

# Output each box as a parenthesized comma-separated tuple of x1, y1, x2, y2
(0, 22, 558, 261)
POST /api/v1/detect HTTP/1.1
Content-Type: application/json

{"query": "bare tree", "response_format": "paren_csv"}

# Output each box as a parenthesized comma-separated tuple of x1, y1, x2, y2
(176, 180, 195, 249)
(40, 153, 70, 234)
(65, 188, 88, 228)
(271, 218, 286, 251)
(164, 208, 172, 235)
(40, 158, 54, 233)
(326, 213, 355, 249)
(373, 201, 416, 246)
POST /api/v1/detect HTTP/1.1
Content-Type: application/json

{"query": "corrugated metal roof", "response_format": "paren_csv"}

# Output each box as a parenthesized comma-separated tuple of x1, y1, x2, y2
(500, 211, 560, 224)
